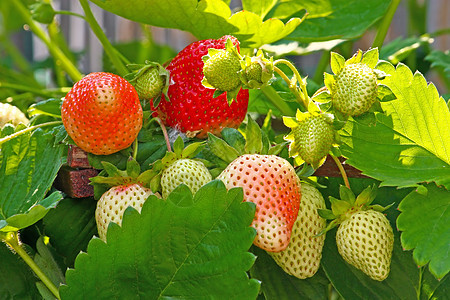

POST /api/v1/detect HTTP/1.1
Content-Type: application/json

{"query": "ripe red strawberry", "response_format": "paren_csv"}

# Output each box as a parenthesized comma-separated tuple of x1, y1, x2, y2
(61, 72, 143, 155)
(152, 36, 249, 138)
(217, 154, 301, 252)
(95, 183, 154, 241)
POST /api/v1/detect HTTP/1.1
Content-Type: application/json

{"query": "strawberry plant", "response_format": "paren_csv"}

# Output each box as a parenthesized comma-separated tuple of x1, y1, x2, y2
(1, 0, 449, 299)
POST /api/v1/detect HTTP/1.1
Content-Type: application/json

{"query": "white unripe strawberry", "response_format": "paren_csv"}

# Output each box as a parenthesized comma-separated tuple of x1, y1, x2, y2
(336, 209, 394, 281)
(270, 182, 326, 279)
(0, 103, 29, 127)
(95, 183, 154, 241)
(160, 158, 212, 199)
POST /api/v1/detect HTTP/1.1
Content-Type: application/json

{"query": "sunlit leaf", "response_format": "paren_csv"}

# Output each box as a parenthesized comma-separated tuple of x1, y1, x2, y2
(0, 126, 66, 231)
(60, 181, 260, 299)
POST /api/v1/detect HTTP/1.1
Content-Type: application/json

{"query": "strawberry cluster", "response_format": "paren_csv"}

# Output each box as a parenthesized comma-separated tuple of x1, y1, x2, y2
(60, 36, 394, 283)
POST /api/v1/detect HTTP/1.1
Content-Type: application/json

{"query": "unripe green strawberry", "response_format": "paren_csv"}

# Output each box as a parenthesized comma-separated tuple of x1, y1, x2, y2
(133, 67, 164, 100)
(95, 183, 154, 241)
(160, 158, 212, 199)
(0, 103, 29, 127)
(332, 63, 378, 116)
(336, 209, 394, 281)
(244, 62, 262, 83)
(284, 112, 335, 168)
(270, 182, 326, 279)
(203, 49, 241, 92)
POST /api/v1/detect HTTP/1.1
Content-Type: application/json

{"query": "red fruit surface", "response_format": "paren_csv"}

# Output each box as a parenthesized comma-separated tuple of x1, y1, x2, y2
(152, 35, 249, 138)
(218, 154, 301, 252)
(62, 72, 143, 155)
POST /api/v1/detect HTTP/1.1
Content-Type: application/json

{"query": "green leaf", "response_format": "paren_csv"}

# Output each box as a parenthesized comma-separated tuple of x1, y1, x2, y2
(0, 127, 66, 231)
(242, 0, 277, 19)
(330, 52, 345, 75)
(60, 180, 260, 299)
(250, 246, 329, 299)
(285, 0, 391, 43)
(89, 0, 301, 48)
(244, 117, 263, 154)
(380, 36, 434, 65)
(42, 197, 97, 268)
(425, 50, 450, 77)
(221, 128, 246, 154)
(207, 133, 240, 163)
(27, 98, 62, 118)
(340, 62, 450, 189)
(397, 184, 450, 279)
(0, 242, 41, 299)
(361, 48, 379, 69)
(339, 185, 355, 204)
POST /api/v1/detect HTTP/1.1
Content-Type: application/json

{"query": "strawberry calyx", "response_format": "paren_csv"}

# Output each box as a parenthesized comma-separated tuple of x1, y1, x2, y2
(125, 61, 170, 106)
(146, 136, 207, 194)
(202, 38, 243, 104)
(239, 49, 274, 89)
(206, 115, 287, 175)
(90, 157, 155, 199)
(283, 102, 337, 169)
(317, 184, 394, 235)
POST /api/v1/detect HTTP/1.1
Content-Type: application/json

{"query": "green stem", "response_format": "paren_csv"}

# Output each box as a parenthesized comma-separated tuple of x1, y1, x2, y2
(79, 0, 129, 77)
(312, 51, 331, 84)
(2, 232, 61, 299)
(0, 82, 55, 98)
(55, 10, 86, 19)
(10, 0, 82, 82)
(260, 85, 296, 116)
(372, 0, 402, 49)
(0, 121, 62, 146)
(273, 59, 310, 109)
(132, 140, 138, 160)
(330, 154, 350, 189)
(416, 267, 424, 299)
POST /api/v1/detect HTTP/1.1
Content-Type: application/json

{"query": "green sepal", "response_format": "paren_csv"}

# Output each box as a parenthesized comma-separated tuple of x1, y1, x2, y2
(354, 184, 378, 207)
(330, 52, 345, 75)
(221, 128, 246, 154)
(126, 157, 141, 179)
(361, 48, 379, 69)
(282, 116, 300, 129)
(345, 49, 363, 65)
(330, 196, 352, 216)
(317, 219, 339, 237)
(339, 185, 356, 204)
(332, 110, 349, 130)
(318, 208, 336, 220)
(296, 163, 316, 178)
(377, 84, 397, 102)
(101, 161, 128, 178)
(207, 133, 240, 164)
(225, 87, 241, 104)
(244, 117, 263, 154)
(181, 142, 205, 158)
(173, 136, 185, 157)
(29, 1, 55, 24)
(324, 73, 335, 92)
(312, 88, 332, 104)
(369, 203, 394, 213)
(150, 173, 161, 195)
(213, 89, 226, 99)
(268, 142, 287, 156)
(373, 68, 389, 80)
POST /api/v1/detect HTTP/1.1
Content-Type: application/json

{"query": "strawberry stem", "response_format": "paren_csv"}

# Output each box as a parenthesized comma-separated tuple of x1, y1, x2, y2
(153, 117, 172, 152)
(330, 154, 350, 189)
(79, 0, 129, 77)
(1, 231, 61, 299)
(0, 121, 63, 146)
(273, 59, 311, 110)
(372, 0, 401, 49)
(10, 0, 83, 82)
